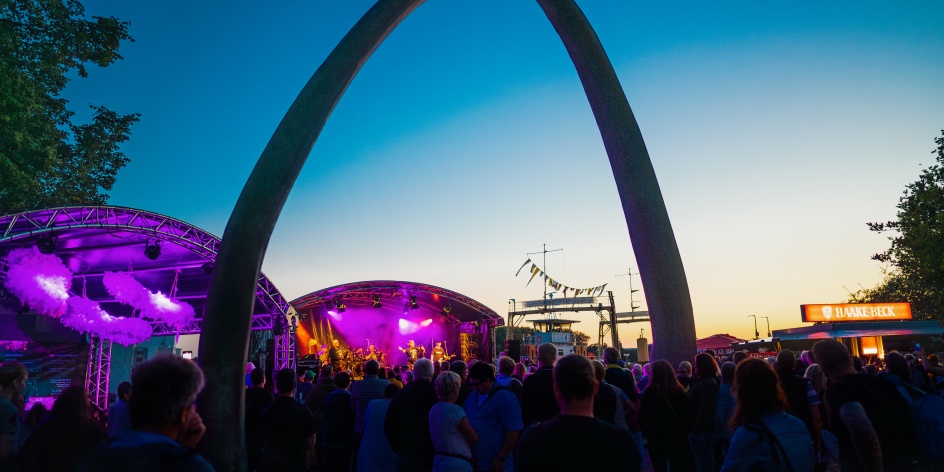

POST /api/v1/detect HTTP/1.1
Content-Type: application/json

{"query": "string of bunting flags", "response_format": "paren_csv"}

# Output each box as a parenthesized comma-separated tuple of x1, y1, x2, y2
(514, 258, 608, 297)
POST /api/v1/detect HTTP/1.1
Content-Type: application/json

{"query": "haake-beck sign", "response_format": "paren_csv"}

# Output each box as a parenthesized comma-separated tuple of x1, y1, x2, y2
(801, 302, 912, 323)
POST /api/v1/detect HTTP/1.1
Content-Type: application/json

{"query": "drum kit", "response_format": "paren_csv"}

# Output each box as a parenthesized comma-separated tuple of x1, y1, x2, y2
(339, 341, 385, 375)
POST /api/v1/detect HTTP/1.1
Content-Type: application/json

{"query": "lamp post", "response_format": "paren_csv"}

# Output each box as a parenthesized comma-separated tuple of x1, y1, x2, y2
(760, 316, 771, 338)
(748, 315, 759, 340)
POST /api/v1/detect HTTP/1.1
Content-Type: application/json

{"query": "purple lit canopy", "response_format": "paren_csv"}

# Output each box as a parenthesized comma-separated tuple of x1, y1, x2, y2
(0, 206, 291, 337)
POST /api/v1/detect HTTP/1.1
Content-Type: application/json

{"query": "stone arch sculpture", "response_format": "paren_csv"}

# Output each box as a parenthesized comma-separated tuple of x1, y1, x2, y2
(198, 1, 696, 469)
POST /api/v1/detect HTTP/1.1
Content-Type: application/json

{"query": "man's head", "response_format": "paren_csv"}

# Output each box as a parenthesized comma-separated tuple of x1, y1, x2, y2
(812, 339, 854, 378)
(537, 343, 557, 367)
(408, 340, 415, 347)
(436, 342, 442, 347)
(553, 354, 597, 404)
(449, 360, 468, 380)
(776, 349, 797, 372)
(498, 356, 515, 375)
(304, 370, 315, 382)
(250, 367, 265, 387)
(319, 363, 334, 380)
(591, 360, 606, 382)
(335, 372, 352, 390)
(275, 368, 297, 395)
(414, 358, 434, 381)
(364, 359, 380, 376)
(129, 355, 204, 433)
(468, 361, 496, 395)
(732, 351, 748, 364)
(603, 347, 620, 365)
(117, 381, 132, 401)
(333, 339, 340, 348)
(677, 361, 692, 377)
(245, 362, 255, 374)
(384, 383, 400, 399)
(403, 370, 414, 383)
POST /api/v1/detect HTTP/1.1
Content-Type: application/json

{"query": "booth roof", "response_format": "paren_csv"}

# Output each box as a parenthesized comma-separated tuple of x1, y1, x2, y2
(696, 333, 746, 349)
(773, 320, 943, 341)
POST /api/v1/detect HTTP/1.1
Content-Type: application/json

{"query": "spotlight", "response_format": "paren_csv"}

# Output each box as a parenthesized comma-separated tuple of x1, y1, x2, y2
(201, 262, 214, 275)
(440, 304, 452, 316)
(144, 240, 161, 260)
(409, 296, 419, 310)
(335, 298, 347, 313)
(36, 233, 57, 255)
(372, 294, 382, 309)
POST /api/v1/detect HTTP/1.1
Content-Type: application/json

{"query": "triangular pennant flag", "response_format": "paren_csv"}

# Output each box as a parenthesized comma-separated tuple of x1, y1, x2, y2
(515, 258, 532, 277)
(526, 268, 539, 288)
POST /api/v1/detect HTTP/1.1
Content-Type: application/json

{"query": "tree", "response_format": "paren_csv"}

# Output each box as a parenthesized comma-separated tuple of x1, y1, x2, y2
(0, 0, 138, 214)
(853, 131, 944, 322)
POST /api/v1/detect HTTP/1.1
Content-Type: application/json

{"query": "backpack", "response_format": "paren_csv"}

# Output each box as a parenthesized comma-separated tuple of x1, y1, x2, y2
(879, 372, 944, 464)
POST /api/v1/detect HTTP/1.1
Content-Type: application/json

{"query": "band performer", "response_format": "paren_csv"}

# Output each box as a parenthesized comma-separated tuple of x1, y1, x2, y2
(398, 340, 421, 370)
(431, 341, 449, 362)
(328, 339, 344, 371)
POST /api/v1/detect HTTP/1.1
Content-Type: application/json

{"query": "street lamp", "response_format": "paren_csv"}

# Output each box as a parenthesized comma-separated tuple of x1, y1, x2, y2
(748, 315, 759, 340)
(760, 316, 771, 338)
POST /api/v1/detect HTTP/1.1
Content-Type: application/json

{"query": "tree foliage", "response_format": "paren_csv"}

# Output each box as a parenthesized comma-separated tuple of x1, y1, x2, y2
(852, 131, 944, 321)
(0, 0, 137, 214)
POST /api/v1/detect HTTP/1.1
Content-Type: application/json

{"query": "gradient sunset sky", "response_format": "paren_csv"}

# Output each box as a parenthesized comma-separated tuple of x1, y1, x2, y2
(65, 1, 943, 344)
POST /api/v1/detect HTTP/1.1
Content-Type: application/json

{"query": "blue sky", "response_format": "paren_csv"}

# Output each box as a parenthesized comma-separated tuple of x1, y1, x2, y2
(66, 1, 944, 342)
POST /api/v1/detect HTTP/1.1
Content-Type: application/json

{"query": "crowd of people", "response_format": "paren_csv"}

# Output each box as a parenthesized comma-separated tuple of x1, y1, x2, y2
(0, 340, 941, 472)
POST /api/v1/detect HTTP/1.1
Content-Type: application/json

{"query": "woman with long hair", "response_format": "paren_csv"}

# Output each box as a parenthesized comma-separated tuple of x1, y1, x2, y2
(719, 358, 813, 472)
(638, 360, 693, 472)
(18, 385, 106, 472)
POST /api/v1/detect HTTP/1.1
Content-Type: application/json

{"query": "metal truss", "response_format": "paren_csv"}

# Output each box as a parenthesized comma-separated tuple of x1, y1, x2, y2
(292, 280, 504, 326)
(1, 206, 294, 402)
(0, 206, 291, 332)
(273, 327, 296, 373)
(86, 337, 112, 410)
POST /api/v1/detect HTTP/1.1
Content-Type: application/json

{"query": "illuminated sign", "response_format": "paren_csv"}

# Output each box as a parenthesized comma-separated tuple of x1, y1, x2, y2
(800, 302, 912, 323)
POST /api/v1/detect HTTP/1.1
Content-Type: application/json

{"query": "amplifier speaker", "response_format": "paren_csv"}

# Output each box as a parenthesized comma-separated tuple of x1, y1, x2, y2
(505, 340, 521, 363)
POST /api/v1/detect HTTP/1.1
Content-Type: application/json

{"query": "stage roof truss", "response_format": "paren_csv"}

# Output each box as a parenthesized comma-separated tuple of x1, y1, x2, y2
(292, 280, 502, 327)
(0, 206, 291, 333)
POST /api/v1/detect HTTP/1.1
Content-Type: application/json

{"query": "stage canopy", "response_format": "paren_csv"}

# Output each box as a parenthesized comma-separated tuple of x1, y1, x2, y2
(696, 333, 746, 350)
(0, 206, 291, 336)
(291, 281, 503, 364)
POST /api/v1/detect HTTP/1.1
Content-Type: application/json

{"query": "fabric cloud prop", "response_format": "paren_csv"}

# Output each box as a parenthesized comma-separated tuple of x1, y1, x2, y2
(102, 272, 195, 330)
(3, 247, 72, 317)
(63, 297, 153, 346)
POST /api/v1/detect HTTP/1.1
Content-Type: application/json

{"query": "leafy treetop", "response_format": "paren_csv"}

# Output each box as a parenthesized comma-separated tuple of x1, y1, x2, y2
(0, 0, 138, 214)
(852, 131, 944, 322)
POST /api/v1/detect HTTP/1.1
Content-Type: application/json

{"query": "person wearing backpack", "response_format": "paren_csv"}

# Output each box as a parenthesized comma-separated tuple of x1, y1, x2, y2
(812, 340, 918, 472)
(719, 358, 813, 472)
(882, 352, 944, 471)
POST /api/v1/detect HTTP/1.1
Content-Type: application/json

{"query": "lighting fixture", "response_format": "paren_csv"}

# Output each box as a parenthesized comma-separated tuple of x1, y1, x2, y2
(335, 298, 347, 313)
(36, 233, 57, 255)
(201, 262, 214, 275)
(409, 295, 419, 310)
(372, 294, 382, 309)
(144, 240, 161, 260)
(440, 304, 452, 316)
